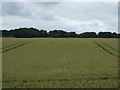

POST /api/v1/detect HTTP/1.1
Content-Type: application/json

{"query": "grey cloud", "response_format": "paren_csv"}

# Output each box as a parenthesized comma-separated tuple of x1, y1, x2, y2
(2, 2, 23, 16)
(33, 2, 60, 6)
(54, 2, 117, 21)
(2, 2, 59, 21)
(2, 2, 33, 18)
(2, 2, 118, 33)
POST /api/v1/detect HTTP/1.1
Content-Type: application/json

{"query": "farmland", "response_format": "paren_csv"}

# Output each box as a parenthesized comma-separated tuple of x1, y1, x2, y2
(2, 38, 118, 88)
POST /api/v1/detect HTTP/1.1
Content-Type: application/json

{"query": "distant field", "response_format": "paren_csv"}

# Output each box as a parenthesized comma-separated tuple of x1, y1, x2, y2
(2, 38, 118, 88)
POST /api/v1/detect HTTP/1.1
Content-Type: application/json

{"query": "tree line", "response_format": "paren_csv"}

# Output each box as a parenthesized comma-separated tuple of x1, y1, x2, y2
(0, 27, 120, 38)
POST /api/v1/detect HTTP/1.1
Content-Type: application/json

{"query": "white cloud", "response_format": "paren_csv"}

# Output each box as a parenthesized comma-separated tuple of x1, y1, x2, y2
(2, 2, 118, 33)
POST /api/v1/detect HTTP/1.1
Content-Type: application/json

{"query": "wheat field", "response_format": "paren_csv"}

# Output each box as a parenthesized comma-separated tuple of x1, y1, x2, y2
(2, 38, 118, 88)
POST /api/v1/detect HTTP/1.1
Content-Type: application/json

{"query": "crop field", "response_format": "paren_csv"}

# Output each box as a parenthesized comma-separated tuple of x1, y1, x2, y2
(2, 38, 119, 88)
(0, 38, 2, 89)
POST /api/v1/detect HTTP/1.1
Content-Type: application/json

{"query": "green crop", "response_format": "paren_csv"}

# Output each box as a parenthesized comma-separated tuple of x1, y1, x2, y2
(2, 38, 118, 88)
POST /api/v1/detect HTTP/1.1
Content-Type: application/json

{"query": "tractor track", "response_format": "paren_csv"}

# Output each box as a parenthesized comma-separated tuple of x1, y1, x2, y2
(2, 41, 26, 50)
(101, 41, 120, 53)
(94, 41, 120, 57)
(1, 40, 34, 53)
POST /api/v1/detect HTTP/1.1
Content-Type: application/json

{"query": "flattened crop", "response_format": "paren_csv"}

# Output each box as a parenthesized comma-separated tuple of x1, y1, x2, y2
(94, 41, 119, 57)
(1, 40, 34, 53)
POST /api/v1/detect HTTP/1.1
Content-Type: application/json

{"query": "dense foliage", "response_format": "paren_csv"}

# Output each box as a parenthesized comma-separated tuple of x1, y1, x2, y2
(1, 27, 120, 38)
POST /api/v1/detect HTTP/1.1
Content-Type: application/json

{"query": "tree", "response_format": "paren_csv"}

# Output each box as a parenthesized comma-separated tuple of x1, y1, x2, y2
(0, 30, 2, 37)
(57, 30, 68, 38)
(98, 32, 114, 38)
(68, 32, 77, 37)
(49, 30, 59, 38)
(1, 27, 120, 38)
(39, 30, 48, 37)
(2, 30, 12, 37)
(14, 28, 40, 38)
(79, 32, 97, 38)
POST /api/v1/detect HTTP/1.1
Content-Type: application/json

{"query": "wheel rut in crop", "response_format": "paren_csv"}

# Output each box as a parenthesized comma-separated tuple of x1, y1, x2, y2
(101, 41, 120, 53)
(1, 40, 34, 53)
(2, 41, 26, 50)
(94, 41, 119, 57)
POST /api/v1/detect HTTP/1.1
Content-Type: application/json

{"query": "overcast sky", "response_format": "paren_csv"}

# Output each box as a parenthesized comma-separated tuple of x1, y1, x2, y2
(1, 2, 118, 33)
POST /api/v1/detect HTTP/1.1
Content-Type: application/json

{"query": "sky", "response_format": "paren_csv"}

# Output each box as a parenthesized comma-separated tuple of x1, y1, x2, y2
(1, 2, 118, 33)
